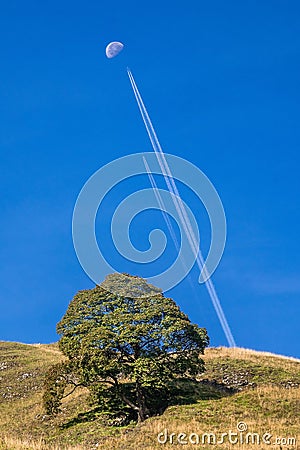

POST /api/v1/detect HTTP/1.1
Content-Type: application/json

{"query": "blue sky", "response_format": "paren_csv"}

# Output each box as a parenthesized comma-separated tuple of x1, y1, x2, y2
(1, 1, 299, 357)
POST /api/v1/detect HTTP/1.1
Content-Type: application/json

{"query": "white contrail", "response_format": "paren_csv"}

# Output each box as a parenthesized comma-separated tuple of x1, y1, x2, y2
(143, 156, 199, 296)
(143, 156, 180, 252)
(128, 68, 236, 347)
(128, 69, 235, 346)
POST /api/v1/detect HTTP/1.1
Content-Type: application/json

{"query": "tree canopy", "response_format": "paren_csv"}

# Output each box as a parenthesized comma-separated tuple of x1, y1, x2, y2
(44, 273, 209, 423)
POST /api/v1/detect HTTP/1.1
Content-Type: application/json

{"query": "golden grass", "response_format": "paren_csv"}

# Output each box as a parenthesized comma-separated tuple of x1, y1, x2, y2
(0, 436, 84, 450)
(0, 343, 299, 449)
(30, 344, 64, 357)
(204, 346, 300, 362)
(81, 385, 299, 449)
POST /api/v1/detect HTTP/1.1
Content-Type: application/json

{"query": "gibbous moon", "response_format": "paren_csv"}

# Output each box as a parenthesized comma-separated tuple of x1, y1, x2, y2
(105, 41, 124, 59)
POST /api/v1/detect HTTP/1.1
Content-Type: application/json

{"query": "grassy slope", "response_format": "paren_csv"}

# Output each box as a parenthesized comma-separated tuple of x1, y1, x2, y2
(0, 342, 299, 449)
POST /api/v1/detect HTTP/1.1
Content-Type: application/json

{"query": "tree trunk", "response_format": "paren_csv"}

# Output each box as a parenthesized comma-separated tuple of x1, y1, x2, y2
(136, 381, 150, 422)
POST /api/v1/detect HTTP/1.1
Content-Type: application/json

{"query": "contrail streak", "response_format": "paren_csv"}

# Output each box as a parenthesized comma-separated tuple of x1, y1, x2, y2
(128, 68, 236, 347)
(143, 156, 199, 296)
(143, 156, 180, 252)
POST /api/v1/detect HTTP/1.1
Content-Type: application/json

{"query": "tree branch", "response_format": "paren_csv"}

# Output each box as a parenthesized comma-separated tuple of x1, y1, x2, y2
(62, 383, 86, 398)
(120, 393, 139, 411)
(112, 375, 139, 412)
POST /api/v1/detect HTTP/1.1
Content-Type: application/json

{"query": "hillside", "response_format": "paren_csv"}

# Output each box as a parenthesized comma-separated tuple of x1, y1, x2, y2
(0, 342, 299, 449)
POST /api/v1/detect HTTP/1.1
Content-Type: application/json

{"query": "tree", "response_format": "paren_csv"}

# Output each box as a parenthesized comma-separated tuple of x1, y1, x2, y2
(44, 273, 209, 423)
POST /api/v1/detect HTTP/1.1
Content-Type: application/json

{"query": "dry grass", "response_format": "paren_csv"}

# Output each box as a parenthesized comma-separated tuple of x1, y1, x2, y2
(77, 384, 299, 449)
(30, 343, 64, 357)
(205, 346, 300, 362)
(0, 342, 299, 449)
(0, 436, 84, 450)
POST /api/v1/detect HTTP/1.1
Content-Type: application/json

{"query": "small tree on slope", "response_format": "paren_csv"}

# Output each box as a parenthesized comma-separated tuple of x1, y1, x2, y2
(43, 273, 209, 422)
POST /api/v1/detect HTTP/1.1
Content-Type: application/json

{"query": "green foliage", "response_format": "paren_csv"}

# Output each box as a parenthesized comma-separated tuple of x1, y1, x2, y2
(43, 361, 78, 415)
(43, 273, 209, 422)
(43, 363, 67, 414)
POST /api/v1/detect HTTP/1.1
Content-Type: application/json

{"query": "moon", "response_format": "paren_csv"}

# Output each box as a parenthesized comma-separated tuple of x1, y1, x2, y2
(105, 41, 124, 59)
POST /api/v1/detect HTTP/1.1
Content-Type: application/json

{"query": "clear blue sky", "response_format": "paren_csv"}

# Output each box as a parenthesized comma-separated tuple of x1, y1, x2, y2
(1, 1, 299, 357)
